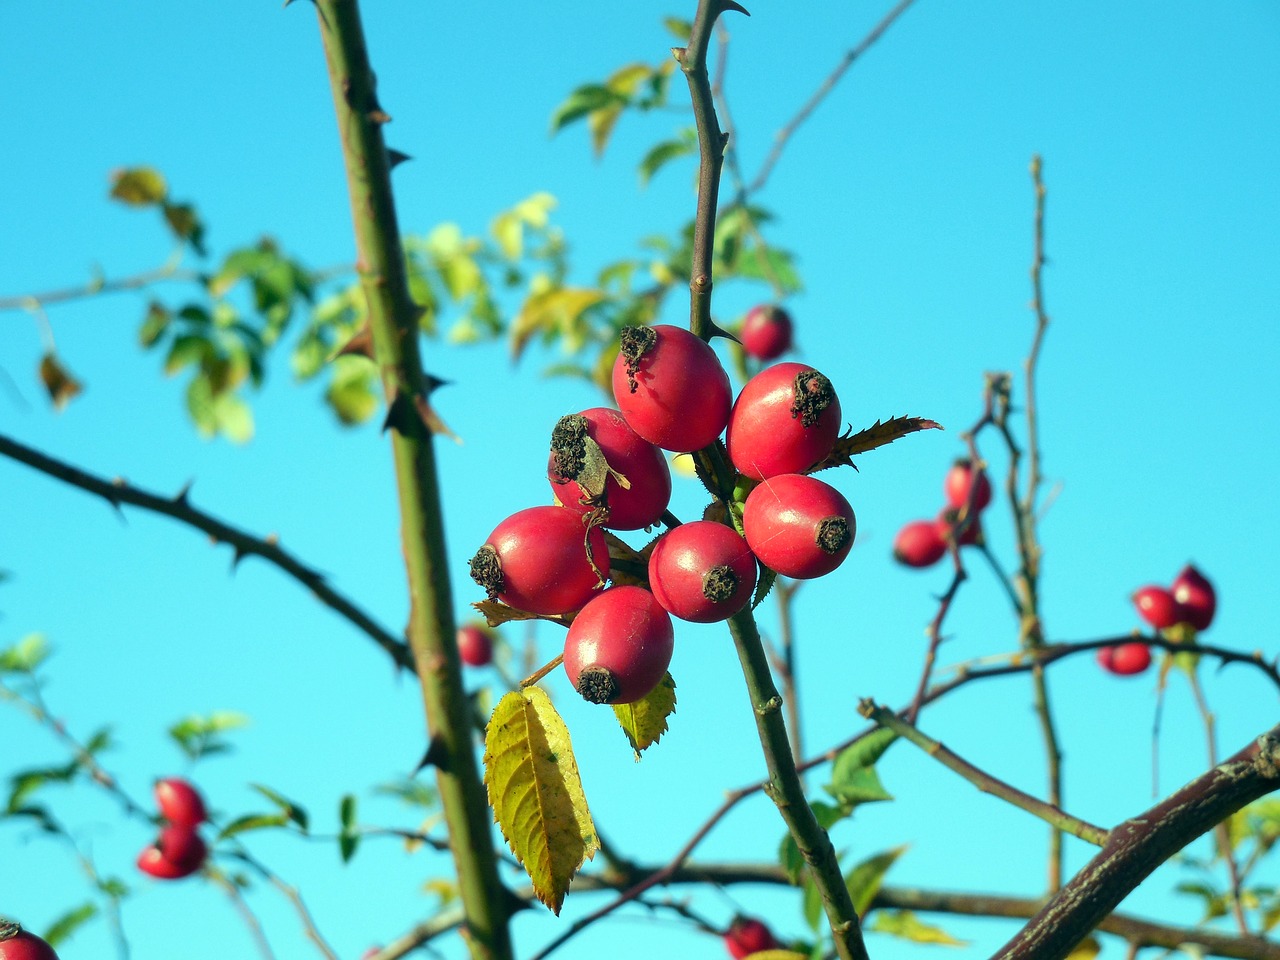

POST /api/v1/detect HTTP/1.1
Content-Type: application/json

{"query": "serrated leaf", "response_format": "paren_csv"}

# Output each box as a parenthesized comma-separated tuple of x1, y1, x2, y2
(0, 633, 50, 673)
(549, 84, 624, 134)
(639, 131, 698, 186)
(869, 910, 967, 946)
(39, 352, 84, 410)
(251, 783, 308, 832)
(110, 166, 167, 206)
(751, 564, 778, 610)
(472, 598, 571, 630)
(814, 417, 943, 471)
(846, 846, 907, 914)
(483, 687, 597, 915)
(42, 902, 98, 947)
(826, 734, 896, 809)
(612, 673, 676, 759)
(218, 813, 291, 840)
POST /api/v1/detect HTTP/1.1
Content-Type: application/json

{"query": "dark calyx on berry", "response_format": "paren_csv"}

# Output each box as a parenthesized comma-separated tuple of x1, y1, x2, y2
(618, 325, 657, 393)
(816, 516, 851, 554)
(549, 414, 590, 481)
(575, 666, 620, 704)
(790, 370, 835, 428)
(468, 545, 503, 599)
(701, 564, 739, 602)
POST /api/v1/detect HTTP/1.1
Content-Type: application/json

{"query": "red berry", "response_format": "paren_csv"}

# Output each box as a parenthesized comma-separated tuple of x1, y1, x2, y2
(740, 304, 793, 361)
(892, 519, 948, 568)
(944, 459, 993, 512)
(469, 506, 610, 616)
(743, 474, 855, 580)
(457, 624, 494, 667)
(726, 362, 842, 481)
(1097, 642, 1152, 676)
(1171, 564, 1216, 631)
(611, 324, 732, 453)
(154, 777, 207, 827)
(562, 586, 674, 704)
(0, 922, 60, 960)
(724, 917, 779, 959)
(137, 824, 207, 879)
(936, 506, 982, 547)
(547, 408, 672, 530)
(648, 521, 757, 623)
(1131, 585, 1181, 630)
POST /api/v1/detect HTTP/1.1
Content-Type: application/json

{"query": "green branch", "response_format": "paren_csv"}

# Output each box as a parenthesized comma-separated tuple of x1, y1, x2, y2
(310, 2, 513, 958)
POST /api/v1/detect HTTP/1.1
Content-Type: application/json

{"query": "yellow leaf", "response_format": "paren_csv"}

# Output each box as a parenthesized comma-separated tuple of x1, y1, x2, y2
(613, 673, 676, 759)
(741, 952, 807, 960)
(1066, 936, 1101, 960)
(510, 287, 606, 360)
(483, 687, 597, 914)
(38, 352, 84, 410)
(109, 166, 168, 206)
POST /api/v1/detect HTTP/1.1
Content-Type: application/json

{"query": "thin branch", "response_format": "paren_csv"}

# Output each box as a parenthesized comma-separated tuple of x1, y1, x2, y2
(0, 432, 413, 670)
(859, 699, 1109, 845)
(0, 261, 188, 313)
(747, 0, 920, 194)
(210, 871, 278, 960)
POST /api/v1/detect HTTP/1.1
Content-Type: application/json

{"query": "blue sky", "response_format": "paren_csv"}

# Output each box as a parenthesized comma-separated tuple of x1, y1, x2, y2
(1, 2, 1277, 959)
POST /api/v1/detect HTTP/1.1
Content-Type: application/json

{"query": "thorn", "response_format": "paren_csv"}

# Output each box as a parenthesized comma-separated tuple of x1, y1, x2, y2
(421, 372, 451, 397)
(706, 320, 740, 345)
(265, 533, 280, 547)
(173, 481, 193, 506)
(333, 324, 375, 361)
(414, 395, 462, 444)
(367, 109, 393, 126)
(416, 735, 451, 774)
(381, 389, 414, 435)
(721, 0, 751, 15)
(387, 149, 412, 169)
(231, 547, 248, 571)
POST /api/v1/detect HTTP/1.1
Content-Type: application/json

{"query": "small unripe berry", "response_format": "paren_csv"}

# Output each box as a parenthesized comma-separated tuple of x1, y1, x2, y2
(740, 304, 793, 361)
(456, 624, 494, 667)
(893, 519, 947, 568)
(1097, 642, 1152, 676)
(1131, 585, 1180, 630)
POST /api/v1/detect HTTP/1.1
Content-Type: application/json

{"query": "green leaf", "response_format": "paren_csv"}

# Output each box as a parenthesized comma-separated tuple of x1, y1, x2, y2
(218, 813, 291, 840)
(0, 634, 50, 673)
(639, 130, 697, 186)
(734, 246, 803, 294)
(186, 375, 217, 437)
(138, 301, 172, 348)
(612, 673, 676, 759)
(251, 783, 309, 832)
(339, 793, 359, 863)
(779, 801, 848, 884)
(846, 846, 907, 914)
(325, 359, 379, 426)
(169, 710, 249, 761)
(509, 286, 606, 361)
(110, 166, 168, 206)
(165, 334, 212, 376)
(663, 17, 693, 40)
(213, 393, 254, 444)
(162, 202, 205, 254)
(483, 687, 598, 915)
(42, 902, 98, 948)
(869, 910, 967, 946)
(549, 84, 625, 134)
(802, 874, 823, 931)
(373, 778, 439, 809)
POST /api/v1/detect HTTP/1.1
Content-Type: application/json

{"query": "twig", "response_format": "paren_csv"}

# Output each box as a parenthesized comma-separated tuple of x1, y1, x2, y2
(747, 0, 920, 195)
(0, 432, 413, 670)
(210, 871, 278, 960)
(0, 261, 188, 313)
(859, 699, 1109, 845)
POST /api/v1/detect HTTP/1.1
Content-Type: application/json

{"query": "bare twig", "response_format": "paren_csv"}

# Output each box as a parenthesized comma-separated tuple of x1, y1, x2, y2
(210, 871, 278, 960)
(0, 432, 412, 671)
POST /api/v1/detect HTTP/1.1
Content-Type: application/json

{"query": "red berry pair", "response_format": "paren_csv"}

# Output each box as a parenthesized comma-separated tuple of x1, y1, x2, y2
(893, 459, 992, 568)
(137, 777, 208, 880)
(1131, 564, 1216, 632)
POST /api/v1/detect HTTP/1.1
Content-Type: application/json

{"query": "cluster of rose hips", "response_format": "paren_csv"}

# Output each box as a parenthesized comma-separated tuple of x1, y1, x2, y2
(1099, 564, 1217, 677)
(892, 459, 992, 568)
(469, 323, 853, 705)
(0, 921, 59, 960)
(136, 777, 209, 880)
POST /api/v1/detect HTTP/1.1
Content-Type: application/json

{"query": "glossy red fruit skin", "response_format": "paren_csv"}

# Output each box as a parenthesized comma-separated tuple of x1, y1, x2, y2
(155, 777, 207, 827)
(740, 305, 793, 361)
(0, 922, 60, 960)
(893, 519, 947, 568)
(726, 362, 842, 481)
(611, 324, 732, 453)
(936, 506, 981, 547)
(724, 917, 779, 959)
(944, 460, 993, 512)
(547, 407, 672, 530)
(1097, 642, 1152, 676)
(1131, 585, 1181, 630)
(1171, 564, 1216, 630)
(456, 624, 494, 667)
(562, 586, 674, 705)
(648, 521, 757, 623)
(469, 506, 609, 616)
(743, 474, 855, 580)
(137, 825, 207, 879)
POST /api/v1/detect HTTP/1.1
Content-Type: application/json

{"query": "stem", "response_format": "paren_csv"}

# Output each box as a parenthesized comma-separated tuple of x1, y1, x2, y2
(311, 3, 513, 958)
(992, 725, 1280, 960)
(727, 608, 870, 960)
(859, 700, 1109, 846)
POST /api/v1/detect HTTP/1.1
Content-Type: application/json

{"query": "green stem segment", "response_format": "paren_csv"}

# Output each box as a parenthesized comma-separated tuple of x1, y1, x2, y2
(728, 609, 871, 960)
(312, 3, 513, 958)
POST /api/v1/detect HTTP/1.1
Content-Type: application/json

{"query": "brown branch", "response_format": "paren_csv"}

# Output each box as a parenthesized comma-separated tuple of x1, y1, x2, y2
(0, 432, 413, 670)
(993, 725, 1280, 960)
(747, 0, 920, 194)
